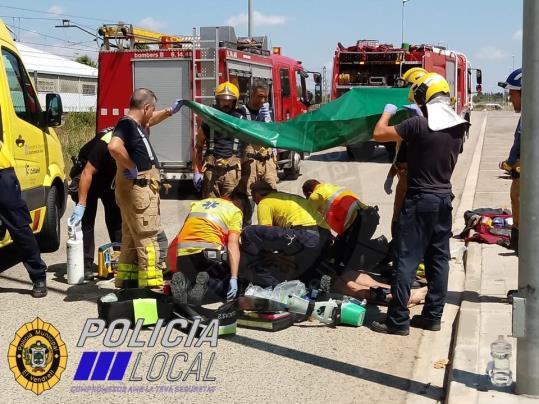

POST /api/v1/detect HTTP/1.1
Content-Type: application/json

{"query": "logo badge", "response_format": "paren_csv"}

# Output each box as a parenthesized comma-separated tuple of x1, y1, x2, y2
(7, 317, 68, 395)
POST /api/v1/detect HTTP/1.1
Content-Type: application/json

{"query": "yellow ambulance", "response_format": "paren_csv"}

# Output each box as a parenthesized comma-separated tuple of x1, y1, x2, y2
(0, 20, 66, 252)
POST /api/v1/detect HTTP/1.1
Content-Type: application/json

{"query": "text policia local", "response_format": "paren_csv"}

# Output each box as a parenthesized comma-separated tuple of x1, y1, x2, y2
(78, 319, 219, 348)
(76, 318, 219, 383)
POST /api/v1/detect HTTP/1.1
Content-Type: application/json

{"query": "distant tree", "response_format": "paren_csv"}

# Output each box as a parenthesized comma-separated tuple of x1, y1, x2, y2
(134, 44, 150, 50)
(75, 55, 97, 68)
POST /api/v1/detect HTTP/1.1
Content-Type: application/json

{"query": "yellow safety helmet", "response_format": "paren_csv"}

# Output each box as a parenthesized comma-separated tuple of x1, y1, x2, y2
(215, 81, 239, 100)
(402, 67, 428, 84)
(402, 68, 428, 102)
(410, 72, 450, 107)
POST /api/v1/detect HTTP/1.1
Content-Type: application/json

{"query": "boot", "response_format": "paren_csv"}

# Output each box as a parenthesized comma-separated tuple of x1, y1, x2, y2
(32, 279, 48, 298)
(510, 227, 519, 254)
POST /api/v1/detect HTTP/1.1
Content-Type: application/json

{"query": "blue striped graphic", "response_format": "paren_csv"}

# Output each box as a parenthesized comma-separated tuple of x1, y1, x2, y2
(108, 352, 132, 380)
(91, 352, 115, 380)
(73, 351, 132, 381)
(73, 352, 98, 380)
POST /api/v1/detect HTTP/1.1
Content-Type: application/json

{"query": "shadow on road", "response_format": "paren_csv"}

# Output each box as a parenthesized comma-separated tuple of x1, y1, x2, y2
(226, 334, 443, 400)
(451, 368, 514, 393)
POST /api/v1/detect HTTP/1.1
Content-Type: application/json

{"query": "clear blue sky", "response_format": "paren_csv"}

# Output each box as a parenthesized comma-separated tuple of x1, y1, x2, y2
(2, 0, 523, 92)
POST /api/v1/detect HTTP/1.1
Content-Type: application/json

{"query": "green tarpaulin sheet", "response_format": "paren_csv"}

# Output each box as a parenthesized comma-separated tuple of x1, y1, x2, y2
(183, 87, 410, 153)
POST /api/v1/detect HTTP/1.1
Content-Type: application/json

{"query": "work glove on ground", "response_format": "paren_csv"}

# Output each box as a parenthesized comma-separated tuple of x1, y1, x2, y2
(499, 160, 513, 172)
(169, 99, 184, 115)
(123, 166, 138, 180)
(68, 204, 86, 226)
(384, 176, 394, 195)
(193, 172, 203, 191)
(227, 277, 238, 300)
(383, 104, 398, 116)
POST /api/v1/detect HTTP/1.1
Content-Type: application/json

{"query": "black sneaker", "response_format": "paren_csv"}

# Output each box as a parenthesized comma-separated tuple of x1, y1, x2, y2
(371, 320, 409, 336)
(170, 272, 190, 305)
(32, 279, 48, 298)
(410, 315, 441, 331)
(188, 271, 210, 306)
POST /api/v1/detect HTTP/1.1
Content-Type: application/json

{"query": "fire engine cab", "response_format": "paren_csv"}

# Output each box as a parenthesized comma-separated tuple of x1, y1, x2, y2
(96, 24, 321, 182)
(331, 40, 481, 159)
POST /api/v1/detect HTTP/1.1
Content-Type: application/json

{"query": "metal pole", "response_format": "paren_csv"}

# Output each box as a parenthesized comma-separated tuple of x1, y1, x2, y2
(517, 0, 539, 396)
(401, 1, 404, 46)
(248, 0, 253, 37)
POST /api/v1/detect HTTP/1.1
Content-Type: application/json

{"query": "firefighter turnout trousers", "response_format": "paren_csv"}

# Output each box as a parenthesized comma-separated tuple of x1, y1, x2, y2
(114, 167, 163, 288)
(240, 147, 278, 197)
(202, 155, 241, 198)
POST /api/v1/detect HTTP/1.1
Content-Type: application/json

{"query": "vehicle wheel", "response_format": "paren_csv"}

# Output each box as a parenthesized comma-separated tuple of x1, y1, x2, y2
(37, 186, 60, 253)
(347, 142, 375, 161)
(284, 151, 301, 180)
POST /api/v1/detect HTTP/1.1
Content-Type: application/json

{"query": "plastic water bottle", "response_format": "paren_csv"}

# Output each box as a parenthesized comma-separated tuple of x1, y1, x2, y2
(489, 335, 513, 387)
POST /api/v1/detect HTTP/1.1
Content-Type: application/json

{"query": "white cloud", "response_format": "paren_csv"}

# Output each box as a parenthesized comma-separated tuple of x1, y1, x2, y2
(475, 46, 508, 61)
(47, 5, 64, 16)
(138, 17, 167, 32)
(512, 29, 523, 40)
(226, 11, 287, 28)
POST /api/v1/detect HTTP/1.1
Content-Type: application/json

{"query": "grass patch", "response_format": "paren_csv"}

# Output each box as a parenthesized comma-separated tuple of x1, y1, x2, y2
(55, 112, 96, 174)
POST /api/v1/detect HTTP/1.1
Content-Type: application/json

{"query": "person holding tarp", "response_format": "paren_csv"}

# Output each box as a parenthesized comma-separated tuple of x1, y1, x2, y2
(169, 192, 247, 305)
(370, 73, 468, 335)
(193, 82, 245, 198)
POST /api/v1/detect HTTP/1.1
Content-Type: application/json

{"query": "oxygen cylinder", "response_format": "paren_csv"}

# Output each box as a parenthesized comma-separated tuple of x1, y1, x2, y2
(66, 221, 84, 284)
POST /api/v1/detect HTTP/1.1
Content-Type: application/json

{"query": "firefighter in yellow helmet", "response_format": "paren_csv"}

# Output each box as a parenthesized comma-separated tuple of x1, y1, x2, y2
(385, 67, 427, 245)
(0, 141, 48, 297)
(193, 81, 246, 198)
(371, 72, 468, 335)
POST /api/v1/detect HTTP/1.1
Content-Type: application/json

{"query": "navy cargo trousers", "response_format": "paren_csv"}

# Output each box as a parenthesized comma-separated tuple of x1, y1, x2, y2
(387, 192, 452, 330)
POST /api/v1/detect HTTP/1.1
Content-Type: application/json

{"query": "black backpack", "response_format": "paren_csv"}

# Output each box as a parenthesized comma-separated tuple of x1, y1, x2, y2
(67, 127, 114, 203)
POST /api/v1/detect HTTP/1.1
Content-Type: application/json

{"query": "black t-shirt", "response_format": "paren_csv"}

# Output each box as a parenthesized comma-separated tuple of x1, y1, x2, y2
(395, 116, 465, 195)
(87, 138, 116, 188)
(112, 117, 155, 171)
(202, 109, 245, 158)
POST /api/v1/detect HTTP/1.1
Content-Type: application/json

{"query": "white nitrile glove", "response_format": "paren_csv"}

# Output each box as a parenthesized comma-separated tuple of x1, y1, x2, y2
(404, 104, 423, 117)
(193, 172, 203, 191)
(258, 102, 271, 122)
(68, 204, 86, 226)
(123, 166, 138, 180)
(383, 104, 398, 116)
(169, 99, 184, 115)
(227, 277, 238, 300)
(384, 176, 394, 195)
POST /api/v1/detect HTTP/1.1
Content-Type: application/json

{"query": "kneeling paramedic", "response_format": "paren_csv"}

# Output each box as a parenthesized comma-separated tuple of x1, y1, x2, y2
(108, 88, 182, 289)
(193, 82, 245, 198)
(302, 179, 368, 265)
(0, 141, 48, 297)
(371, 73, 468, 335)
(241, 180, 331, 287)
(172, 192, 246, 303)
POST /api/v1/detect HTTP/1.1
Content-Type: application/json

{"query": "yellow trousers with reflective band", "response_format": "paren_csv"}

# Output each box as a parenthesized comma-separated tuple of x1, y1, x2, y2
(115, 167, 163, 288)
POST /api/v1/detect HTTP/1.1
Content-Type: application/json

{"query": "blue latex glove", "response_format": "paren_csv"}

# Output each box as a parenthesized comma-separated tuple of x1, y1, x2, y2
(383, 104, 398, 116)
(227, 277, 238, 300)
(123, 166, 138, 180)
(384, 176, 394, 195)
(68, 204, 86, 226)
(169, 99, 184, 115)
(193, 172, 203, 191)
(404, 104, 423, 117)
(257, 102, 271, 122)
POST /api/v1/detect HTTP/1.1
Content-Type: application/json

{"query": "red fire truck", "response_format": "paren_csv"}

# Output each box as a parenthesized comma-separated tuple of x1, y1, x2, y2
(331, 40, 481, 159)
(96, 24, 321, 182)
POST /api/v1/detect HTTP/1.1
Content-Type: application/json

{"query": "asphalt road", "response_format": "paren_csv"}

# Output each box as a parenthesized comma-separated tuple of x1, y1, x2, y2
(0, 111, 491, 403)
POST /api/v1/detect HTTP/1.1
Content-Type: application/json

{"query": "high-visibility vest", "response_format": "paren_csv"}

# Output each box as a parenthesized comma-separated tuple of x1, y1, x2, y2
(176, 199, 242, 256)
(315, 183, 366, 235)
(0, 141, 15, 170)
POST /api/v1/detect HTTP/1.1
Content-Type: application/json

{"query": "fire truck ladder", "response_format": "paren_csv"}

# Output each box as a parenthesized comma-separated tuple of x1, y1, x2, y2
(192, 27, 220, 107)
(98, 23, 186, 50)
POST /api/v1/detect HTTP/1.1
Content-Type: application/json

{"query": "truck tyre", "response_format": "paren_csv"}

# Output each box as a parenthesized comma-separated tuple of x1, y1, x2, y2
(284, 151, 301, 180)
(384, 142, 397, 162)
(37, 186, 61, 253)
(347, 142, 375, 161)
